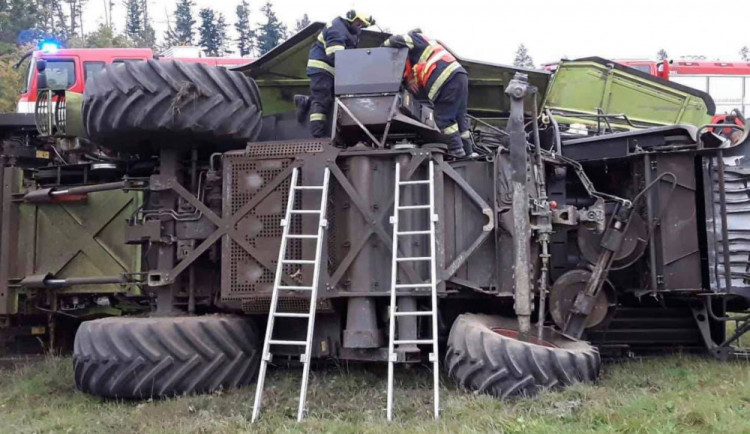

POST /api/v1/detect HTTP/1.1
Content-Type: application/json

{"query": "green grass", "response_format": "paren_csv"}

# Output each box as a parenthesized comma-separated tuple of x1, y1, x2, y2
(1, 356, 749, 434)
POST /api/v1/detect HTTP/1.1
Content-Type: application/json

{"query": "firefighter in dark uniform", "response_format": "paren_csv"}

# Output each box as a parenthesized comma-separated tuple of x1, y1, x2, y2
(305, 11, 375, 138)
(382, 30, 472, 157)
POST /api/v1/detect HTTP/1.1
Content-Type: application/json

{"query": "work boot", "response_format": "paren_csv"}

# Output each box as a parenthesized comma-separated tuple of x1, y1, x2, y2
(461, 132, 474, 156)
(294, 95, 310, 123)
(447, 147, 466, 158)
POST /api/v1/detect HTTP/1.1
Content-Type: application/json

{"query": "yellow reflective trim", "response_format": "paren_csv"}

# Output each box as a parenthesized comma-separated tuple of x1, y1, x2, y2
(384, 39, 391, 47)
(317, 32, 325, 46)
(403, 34, 414, 49)
(418, 45, 435, 65)
(326, 45, 345, 56)
(428, 62, 461, 100)
(310, 113, 327, 121)
(307, 59, 335, 75)
(442, 123, 459, 135)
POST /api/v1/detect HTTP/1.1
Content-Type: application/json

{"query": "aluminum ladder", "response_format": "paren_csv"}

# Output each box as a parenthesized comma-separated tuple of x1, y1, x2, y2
(252, 166, 330, 423)
(386, 160, 440, 421)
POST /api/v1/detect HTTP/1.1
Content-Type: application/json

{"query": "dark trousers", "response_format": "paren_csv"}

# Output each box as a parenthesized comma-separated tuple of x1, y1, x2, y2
(432, 72, 471, 155)
(308, 72, 335, 138)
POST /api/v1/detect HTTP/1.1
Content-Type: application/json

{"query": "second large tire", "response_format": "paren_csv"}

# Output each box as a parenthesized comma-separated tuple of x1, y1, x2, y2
(73, 316, 261, 399)
(82, 59, 263, 150)
(445, 314, 600, 398)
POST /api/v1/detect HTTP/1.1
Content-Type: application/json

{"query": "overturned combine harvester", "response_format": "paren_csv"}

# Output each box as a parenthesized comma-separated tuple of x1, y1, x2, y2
(0, 24, 748, 420)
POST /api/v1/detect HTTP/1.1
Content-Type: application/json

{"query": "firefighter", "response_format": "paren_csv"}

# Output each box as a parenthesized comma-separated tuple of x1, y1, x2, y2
(382, 30, 472, 158)
(304, 10, 375, 138)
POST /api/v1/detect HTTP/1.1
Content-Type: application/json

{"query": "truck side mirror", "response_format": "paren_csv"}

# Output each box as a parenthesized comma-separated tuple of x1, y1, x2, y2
(36, 59, 47, 90)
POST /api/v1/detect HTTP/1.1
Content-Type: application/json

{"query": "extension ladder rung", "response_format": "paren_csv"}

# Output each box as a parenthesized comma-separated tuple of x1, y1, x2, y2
(274, 312, 310, 318)
(268, 340, 307, 346)
(394, 283, 432, 288)
(397, 230, 430, 236)
(282, 259, 316, 264)
(393, 339, 435, 345)
(393, 311, 434, 317)
(399, 180, 429, 185)
(395, 256, 431, 262)
(277, 285, 313, 291)
(397, 204, 430, 210)
(253, 166, 331, 424)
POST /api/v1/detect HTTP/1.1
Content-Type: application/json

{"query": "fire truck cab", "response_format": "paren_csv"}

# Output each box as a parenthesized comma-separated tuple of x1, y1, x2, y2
(16, 46, 250, 113)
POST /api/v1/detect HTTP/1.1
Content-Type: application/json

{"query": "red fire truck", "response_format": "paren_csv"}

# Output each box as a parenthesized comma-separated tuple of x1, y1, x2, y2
(15, 45, 250, 113)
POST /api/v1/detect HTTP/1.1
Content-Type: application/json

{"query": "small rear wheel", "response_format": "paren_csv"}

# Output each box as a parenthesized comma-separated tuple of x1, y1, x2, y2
(445, 313, 600, 398)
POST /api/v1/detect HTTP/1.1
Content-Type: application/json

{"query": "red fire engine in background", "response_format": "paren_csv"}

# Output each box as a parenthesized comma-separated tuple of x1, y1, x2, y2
(15, 45, 250, 113)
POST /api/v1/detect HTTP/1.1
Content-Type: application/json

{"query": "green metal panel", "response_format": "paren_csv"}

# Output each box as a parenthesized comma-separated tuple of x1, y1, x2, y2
(544, 58, 714, 129)
(236, 23, 551, 118)
(14, 190, 141, 297)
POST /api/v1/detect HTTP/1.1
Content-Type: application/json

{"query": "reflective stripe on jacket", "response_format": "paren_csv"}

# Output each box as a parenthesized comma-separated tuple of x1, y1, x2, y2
(383, 31, 467, 100)
(307, 17, 361, 76)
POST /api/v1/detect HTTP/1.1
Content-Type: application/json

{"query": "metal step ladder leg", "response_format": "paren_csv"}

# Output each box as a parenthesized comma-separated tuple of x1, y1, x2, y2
(252, 166, 330, 423)
(387, 160, 440, 421)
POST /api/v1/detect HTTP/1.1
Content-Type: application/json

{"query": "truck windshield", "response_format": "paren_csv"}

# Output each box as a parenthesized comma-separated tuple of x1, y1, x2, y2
(45, 59, 76, 90)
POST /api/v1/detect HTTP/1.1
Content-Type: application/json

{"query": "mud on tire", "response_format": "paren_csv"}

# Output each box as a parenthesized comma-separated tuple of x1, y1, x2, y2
(445, 313, 600, 398)
(73, 316, 261, 399)
(82, 59, 262, 150)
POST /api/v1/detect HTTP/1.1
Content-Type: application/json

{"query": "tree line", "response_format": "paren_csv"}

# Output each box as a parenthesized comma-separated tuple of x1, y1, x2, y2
(0, 0, 311, 57)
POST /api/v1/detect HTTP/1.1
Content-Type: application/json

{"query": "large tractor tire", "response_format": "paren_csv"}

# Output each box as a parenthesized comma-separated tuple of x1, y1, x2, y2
(445, 314, 600, 398)
(73, 316, 261, 399)
(82, 60, 262, 150)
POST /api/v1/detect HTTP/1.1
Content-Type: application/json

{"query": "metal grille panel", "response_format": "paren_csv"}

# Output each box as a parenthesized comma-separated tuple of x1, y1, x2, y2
(222, 141, 325, 301)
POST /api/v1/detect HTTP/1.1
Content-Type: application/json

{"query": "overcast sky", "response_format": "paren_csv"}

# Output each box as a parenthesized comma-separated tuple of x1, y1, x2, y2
(84, 0, 749, 65)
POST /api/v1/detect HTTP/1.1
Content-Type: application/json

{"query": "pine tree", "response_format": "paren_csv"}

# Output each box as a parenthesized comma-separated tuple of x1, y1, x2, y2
(657, 49, 669, 61)
(294, 13, 310, 32)
(256, 1, 287, 55)
(235, 0, 254, 56)
(124, 0, 142, 41)
(741, 46, 749, 61)
(124, 0, 155, 48)
(167, 0, 195, 45)
(199, 7, 227, 56)
(513, 43, 534, 69)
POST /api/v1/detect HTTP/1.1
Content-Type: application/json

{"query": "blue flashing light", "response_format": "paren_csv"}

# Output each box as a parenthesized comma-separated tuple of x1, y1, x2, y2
(39, 41, 60, 54)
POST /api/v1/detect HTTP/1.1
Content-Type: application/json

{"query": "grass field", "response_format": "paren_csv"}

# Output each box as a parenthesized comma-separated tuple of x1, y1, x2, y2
(0, 355, 748, 433)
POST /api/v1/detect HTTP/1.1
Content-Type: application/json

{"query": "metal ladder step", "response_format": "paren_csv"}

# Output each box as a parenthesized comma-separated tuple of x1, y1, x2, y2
(273, 312, 310, 318)
(393, 339, 435, 345)
(253, 166, 331, 423)
(398, 204, 430, 210)
(394, 283, 432, 288)
(395, 256, 431, 262)
(393, 311, 434, 317)
(277, 285, 314, 291)
(399, 180, 430, 185)
(281, 259, 316, 264)
(397, 230, 430, 236)
(268, 339, 307, 346)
